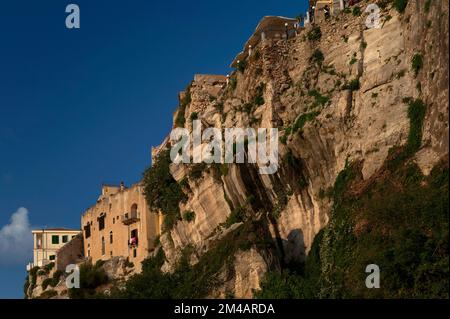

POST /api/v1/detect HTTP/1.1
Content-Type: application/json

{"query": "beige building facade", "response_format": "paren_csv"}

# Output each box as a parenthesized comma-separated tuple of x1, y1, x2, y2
(81, 183, 161, 270)
(27, 228, 81, 271)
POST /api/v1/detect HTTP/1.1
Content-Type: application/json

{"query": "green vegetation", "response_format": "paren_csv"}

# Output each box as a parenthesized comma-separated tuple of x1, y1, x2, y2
(424, 0, 431, 13)
(405, 98, 426, 155)
(257, 155, 449, 298)
(115, 220, 272, 298)
(292, 111, 320, 133)
(307, 26, 322, 42)
(229, 77, 237, 90)
(237, 60, 247, 73)
(68, 261, 109, 299)
(394, 0, 408, 13)
(253, 83, 266, 106)
(308, 89, 329, 108)
(225, 206, 247, 227)
(349, 57, 358, 65)
(183, 211, 196, 223)
(411, 53, 423, 77)
(189, 163, 207, 181)
(212, 163, 229, 178)
(175, 85, 192, 127)
(344, 78, 360, 91)
(352, 6, 362, 16)
(42, 270, 63, 290)
(143, 150, 187, 231)
(37, 290, 58, 299)
(396, 69, 406, 79)
(310, 49, 324, 65)
(254, 270, 309, 298)
(190, 112, 198, 121)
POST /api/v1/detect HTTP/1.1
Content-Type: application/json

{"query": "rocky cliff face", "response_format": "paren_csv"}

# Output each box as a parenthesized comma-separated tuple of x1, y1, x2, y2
(147, 0, 448, 298)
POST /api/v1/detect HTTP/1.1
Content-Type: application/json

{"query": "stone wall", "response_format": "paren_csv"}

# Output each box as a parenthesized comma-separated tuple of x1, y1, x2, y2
(56, 234, 84, 271)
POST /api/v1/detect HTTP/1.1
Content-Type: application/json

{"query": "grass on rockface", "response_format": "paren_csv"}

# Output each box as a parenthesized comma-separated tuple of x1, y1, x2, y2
(411, 53, 423, 77)
(308, 89, 330, 108)
(256, 157, 449, 299)
(175, 84, 192, 128)
(292, 111, 320, 133)
(255, 93, 447, 299)
(143, 150, 187, 231)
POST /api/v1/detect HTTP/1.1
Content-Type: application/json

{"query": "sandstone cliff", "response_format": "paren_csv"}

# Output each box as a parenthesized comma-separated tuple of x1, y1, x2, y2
(145, 0, 448, 298)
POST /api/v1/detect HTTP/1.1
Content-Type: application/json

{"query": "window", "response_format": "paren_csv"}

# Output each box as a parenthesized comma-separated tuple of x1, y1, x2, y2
(131, 204, 138, 217)
(129, 229, 138, 246)
(133, 249, 137, 258)
(72, 235, 75, 239)
(62, 235, 69, 243)
(101, 237, 105, 255)
(84, 224, 91, 239)
(113, 217, 115, 224)
(110, 251, 113, 257)
(52, 235, 59, 245)
(110, 231, 113, 244)
(49, 255, 56, 261)
(87, 250, 90, 257)
(98, 214, 105, 231)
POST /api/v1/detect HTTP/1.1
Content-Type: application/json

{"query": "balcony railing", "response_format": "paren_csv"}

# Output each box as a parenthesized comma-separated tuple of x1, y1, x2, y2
(121, 211, 140, 225)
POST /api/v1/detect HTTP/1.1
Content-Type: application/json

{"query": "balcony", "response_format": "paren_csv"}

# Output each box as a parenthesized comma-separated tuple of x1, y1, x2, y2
(121, 211, 140, 225)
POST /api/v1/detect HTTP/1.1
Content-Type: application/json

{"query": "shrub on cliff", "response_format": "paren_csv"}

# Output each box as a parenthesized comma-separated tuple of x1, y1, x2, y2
(310, 49, 324, 65)
(175, 84, 192, 128)
(143, 150, 187, 231)
(393, 0, 408, 13)
(183, 211, 196, 223)
(411, 53, 423, 77)
(68, 262, 108, 299)
(307, 26, 322, 42)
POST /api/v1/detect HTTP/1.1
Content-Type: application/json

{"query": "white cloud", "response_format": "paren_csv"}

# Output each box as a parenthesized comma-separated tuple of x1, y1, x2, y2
(0, 207, 33, 265)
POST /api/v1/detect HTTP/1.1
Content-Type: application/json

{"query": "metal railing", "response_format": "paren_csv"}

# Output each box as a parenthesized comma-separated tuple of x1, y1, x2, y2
(121, 211, 140, 224)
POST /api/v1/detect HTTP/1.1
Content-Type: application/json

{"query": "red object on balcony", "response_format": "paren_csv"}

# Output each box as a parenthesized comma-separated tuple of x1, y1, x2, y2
(129, 237, 137, 246)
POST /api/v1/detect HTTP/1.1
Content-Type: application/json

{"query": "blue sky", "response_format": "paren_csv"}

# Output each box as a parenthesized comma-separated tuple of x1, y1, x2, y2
(0, 0, 307, 298)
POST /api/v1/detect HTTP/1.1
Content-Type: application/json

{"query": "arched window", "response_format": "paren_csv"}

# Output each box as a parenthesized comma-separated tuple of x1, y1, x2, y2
(131, 204, 138, 218)
(110, 231, 113, 244)
(101, 236, 105, 255)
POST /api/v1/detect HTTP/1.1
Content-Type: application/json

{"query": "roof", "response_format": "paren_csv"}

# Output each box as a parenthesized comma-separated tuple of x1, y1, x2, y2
(231, 16, 298, 68)
(32, 228, 81, 233)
